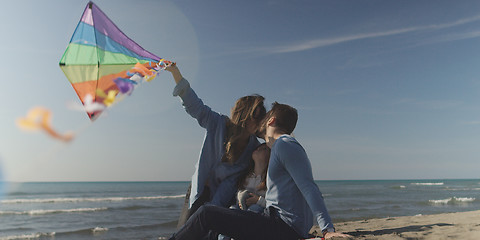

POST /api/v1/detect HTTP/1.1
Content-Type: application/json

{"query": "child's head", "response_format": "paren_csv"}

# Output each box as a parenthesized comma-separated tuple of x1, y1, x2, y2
(252, 143, 270, 164)
(237, 143, 270, 191)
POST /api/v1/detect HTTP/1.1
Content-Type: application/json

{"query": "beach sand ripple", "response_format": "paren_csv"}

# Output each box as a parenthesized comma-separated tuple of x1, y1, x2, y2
(311, 210, 480, 239)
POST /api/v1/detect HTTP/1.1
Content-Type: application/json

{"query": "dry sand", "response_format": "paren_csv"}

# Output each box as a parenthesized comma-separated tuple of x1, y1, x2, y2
(310, 210, 480, 240)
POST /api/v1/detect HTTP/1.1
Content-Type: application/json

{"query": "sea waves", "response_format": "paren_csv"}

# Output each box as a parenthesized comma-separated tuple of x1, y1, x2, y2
(429, 197, 477, 205)
(0, 227, 109, 240)
(411, 182, 444, 186)
(444, 187, 480, 191)
(1, 194, 185, 204)
(0, 232, 56, 240)
(0, 223, 176, 240)
(0, 207, 108, 216)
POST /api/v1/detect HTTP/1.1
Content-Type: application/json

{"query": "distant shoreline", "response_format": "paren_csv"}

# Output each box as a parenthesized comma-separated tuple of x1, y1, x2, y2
(3, 178, 479, 183)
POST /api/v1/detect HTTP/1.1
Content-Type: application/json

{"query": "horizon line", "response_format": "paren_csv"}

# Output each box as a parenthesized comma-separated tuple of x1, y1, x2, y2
(2, 178, 478, 183)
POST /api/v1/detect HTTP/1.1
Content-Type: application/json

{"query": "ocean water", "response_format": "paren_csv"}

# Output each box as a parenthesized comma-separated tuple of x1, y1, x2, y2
(1, 179, 479, 239)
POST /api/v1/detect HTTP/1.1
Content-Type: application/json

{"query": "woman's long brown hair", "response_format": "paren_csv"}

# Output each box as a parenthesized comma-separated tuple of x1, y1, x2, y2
(222, 95, 266, 164)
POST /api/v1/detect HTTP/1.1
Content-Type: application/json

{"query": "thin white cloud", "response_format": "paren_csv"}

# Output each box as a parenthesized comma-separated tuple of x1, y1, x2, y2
(264, 15, 480, 54)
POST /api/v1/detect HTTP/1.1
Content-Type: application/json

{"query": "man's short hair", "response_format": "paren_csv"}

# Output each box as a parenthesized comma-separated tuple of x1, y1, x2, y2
(265, 102, 298, 134)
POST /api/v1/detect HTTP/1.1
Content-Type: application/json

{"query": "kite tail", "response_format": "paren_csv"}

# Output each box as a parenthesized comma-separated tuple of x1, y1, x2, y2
(17, 107, 75, 143)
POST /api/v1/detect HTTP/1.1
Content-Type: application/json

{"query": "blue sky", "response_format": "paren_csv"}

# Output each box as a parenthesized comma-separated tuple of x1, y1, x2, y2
(1, 0, 479, 182)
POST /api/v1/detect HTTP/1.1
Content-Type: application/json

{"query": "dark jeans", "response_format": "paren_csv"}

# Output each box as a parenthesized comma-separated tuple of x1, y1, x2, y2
(170, 205, 301, 240)
(178, 185, 212, 229)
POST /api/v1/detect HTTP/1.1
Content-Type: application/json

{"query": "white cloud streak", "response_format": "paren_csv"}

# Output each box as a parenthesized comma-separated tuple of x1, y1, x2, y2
(264, 15, 480, 54)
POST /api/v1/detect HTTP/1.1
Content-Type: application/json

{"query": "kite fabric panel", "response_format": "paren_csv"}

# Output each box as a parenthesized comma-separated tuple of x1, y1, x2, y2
(60, 1, 168, 120)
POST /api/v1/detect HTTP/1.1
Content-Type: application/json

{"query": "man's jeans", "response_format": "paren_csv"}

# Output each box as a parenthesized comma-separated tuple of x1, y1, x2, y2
(170, 205, 301, 240)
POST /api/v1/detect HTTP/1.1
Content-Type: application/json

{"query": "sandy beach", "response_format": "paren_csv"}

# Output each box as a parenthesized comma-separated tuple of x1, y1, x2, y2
(311, 210, 480, 240)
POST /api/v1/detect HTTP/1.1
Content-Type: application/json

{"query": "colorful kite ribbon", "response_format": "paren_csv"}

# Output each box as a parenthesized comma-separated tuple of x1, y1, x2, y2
(16, 107, 74, 142)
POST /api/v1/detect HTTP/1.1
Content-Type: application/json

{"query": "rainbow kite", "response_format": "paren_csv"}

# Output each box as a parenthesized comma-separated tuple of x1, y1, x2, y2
(59, 1, 168, 120)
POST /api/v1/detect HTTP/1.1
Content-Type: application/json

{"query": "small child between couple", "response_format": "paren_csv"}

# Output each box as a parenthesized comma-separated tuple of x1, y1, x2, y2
(219, 143, 271, 240)
(234, 143, 270, 213)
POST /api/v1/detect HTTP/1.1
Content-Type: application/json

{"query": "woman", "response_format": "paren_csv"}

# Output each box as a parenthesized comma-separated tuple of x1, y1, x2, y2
(166, 63, 267, 227)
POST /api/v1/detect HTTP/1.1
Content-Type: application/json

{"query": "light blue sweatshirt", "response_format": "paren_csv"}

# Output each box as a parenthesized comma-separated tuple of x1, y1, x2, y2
(173, 78, 261, 208)
(265, 135, 334, 237)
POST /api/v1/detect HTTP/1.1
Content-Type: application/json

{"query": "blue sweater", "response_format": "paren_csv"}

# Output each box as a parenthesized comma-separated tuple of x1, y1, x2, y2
(173, 78, 261, 208)
(266, 135, 334, 237)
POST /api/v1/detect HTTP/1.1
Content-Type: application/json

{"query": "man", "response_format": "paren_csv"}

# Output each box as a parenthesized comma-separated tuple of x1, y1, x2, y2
(169, 102, 350, 240)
